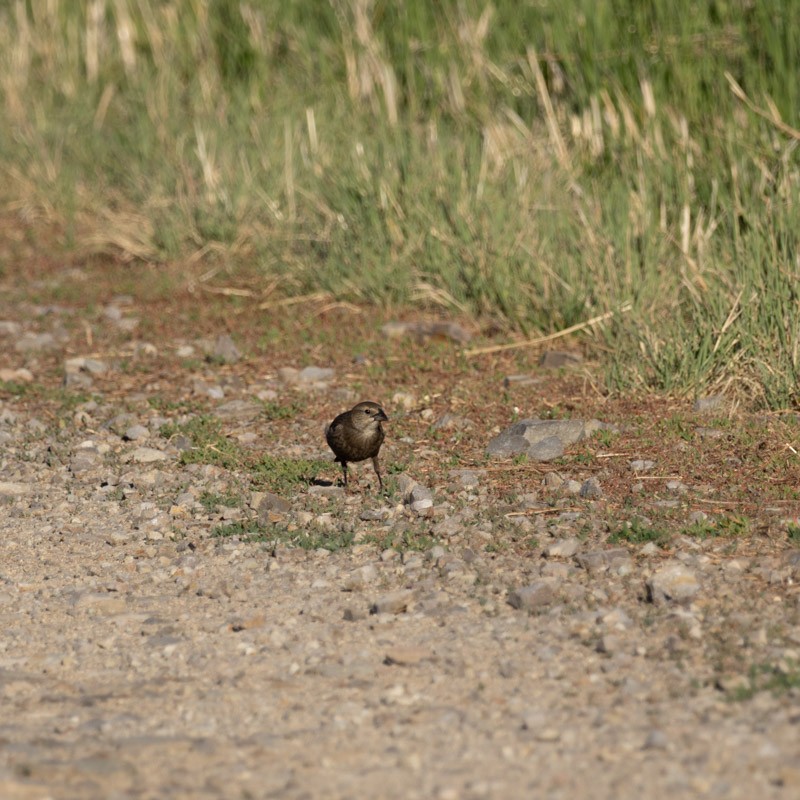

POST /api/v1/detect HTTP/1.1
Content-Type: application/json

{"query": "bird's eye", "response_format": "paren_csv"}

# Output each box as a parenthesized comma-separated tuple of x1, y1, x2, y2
(364, 409, 371, 414)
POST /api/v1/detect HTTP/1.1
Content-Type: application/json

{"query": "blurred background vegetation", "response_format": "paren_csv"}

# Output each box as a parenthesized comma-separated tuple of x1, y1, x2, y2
(1, 0, 799, 407)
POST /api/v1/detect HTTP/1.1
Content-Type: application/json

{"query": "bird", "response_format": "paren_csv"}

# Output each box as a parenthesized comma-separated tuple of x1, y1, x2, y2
(325, 401, 388, 492)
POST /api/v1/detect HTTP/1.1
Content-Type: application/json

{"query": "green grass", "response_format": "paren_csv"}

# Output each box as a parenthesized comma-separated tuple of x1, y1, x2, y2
(728, 660, 800, 702)
(212, 519, 355, 551)
(161, 416, 327, 492)
(608, 518, 670, 546)
(250, 454, 329, 494)
(3, 0, 800, 407)
(161, 416, 246, 469)
(198, 490, 242, 513)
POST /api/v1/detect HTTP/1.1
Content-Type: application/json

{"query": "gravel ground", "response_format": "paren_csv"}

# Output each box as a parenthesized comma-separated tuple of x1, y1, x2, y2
(1, 292, 800, 799)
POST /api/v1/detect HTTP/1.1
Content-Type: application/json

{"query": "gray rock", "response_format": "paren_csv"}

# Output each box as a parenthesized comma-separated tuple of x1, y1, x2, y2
(508, 581, 556, 611)
(212, 334, 241, 364)
(381, 320, 470, 344)
(257, 492, 292, 516)
(129, 447, 170, 463)
(394, 473, 419, 501)
(630, 459, 655, 472)
(538, 350, 582, 368)
(696, 427, 725, 440)
(410, 484, 434, 513)
(433, 413, 474, 431)
(343, 564, 378, 591)
(448, 469, 483, 487)
(693, 395, 724, 413)
(647, 562, 700, 604)
(215, 400, 262, 422)
(579, 478, 603, 499)
(643, 730, 669, 750)
(107, 413, 137, 436)
(15, 332, 57, 352)
(503, 374, 541, 387)
(370, 590, 414, 615)
(487, 419, 586, 461)
(543, 472, 565, 489)
(298, 366, 334, 383)
(65, 356, 109, 376)
(432, 517, 464, 538)
(666, 480, 688, 493)
(575, 548, 632, 574)
(529, 436, 565, 461)
(124, 424, 150, 441)
(545, 538, 579, 558)
(596, 634, 622, 654)
(307, 485, 345, 498)
(70, 448, 101, 474)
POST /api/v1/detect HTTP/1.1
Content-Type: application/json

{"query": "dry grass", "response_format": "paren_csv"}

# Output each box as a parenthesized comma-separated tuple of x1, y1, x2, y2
(1, 0, 799, 407)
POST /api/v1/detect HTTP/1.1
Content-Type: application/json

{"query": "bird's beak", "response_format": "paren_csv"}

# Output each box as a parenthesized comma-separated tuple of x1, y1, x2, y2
(376, 409, 389, 422)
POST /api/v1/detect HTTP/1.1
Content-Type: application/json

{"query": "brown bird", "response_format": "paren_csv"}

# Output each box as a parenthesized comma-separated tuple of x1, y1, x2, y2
(325, 401, 388, 491)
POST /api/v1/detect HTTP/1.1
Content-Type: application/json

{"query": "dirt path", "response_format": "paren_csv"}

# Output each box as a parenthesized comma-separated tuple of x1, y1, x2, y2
(1, 257, 799, 798)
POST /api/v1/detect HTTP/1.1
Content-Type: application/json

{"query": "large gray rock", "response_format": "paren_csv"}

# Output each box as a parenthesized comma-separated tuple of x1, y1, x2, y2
(647, 562, 700, 604)
(487, 419, 587, 461)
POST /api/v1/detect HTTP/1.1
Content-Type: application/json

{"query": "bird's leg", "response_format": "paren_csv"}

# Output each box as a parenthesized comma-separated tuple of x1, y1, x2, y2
(372, 456, 384, 493)
(340, 461, 349, 489)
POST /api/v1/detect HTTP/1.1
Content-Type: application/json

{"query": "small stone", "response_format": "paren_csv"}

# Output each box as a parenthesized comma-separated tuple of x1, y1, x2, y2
(545, 538, 579, 558)
(693, 395, 724, 413)
(647, 562, 700, 604)
(508, 582, 556, 611)
(665, 480, 688, 493)
(433, 413, 474, 431)
(543, 472, 564, 489)
(392, 391, 416, 410)
(124, 424, 150, 441)
(596, 634, 621, 654)
(695, 426, 725, 440)
(630, 459, 655, 472)
(212, 334, 241, 364)
(384, 647, 431, 666)
(448, 469, 482, 488)
(257, 492, 291, 517)
(503, 374, 540, 387)
(408, 484, 433, 513)
(575, 548, 632, 574)
(15, 332, 56, 352)
(215, 399, 262, 422)
(298, 365, 334, 383)
(538, 350, 582, 369)
(643, 730, 669, 750)
(370, 590, 414, 615)
(343, 564, 378, 591)
(579, 478, 603, 499)
(129, 447, 170, 463)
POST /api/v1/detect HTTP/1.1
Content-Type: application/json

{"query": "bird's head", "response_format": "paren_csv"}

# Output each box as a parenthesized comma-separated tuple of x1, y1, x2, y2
(351, 401, 388, 430)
